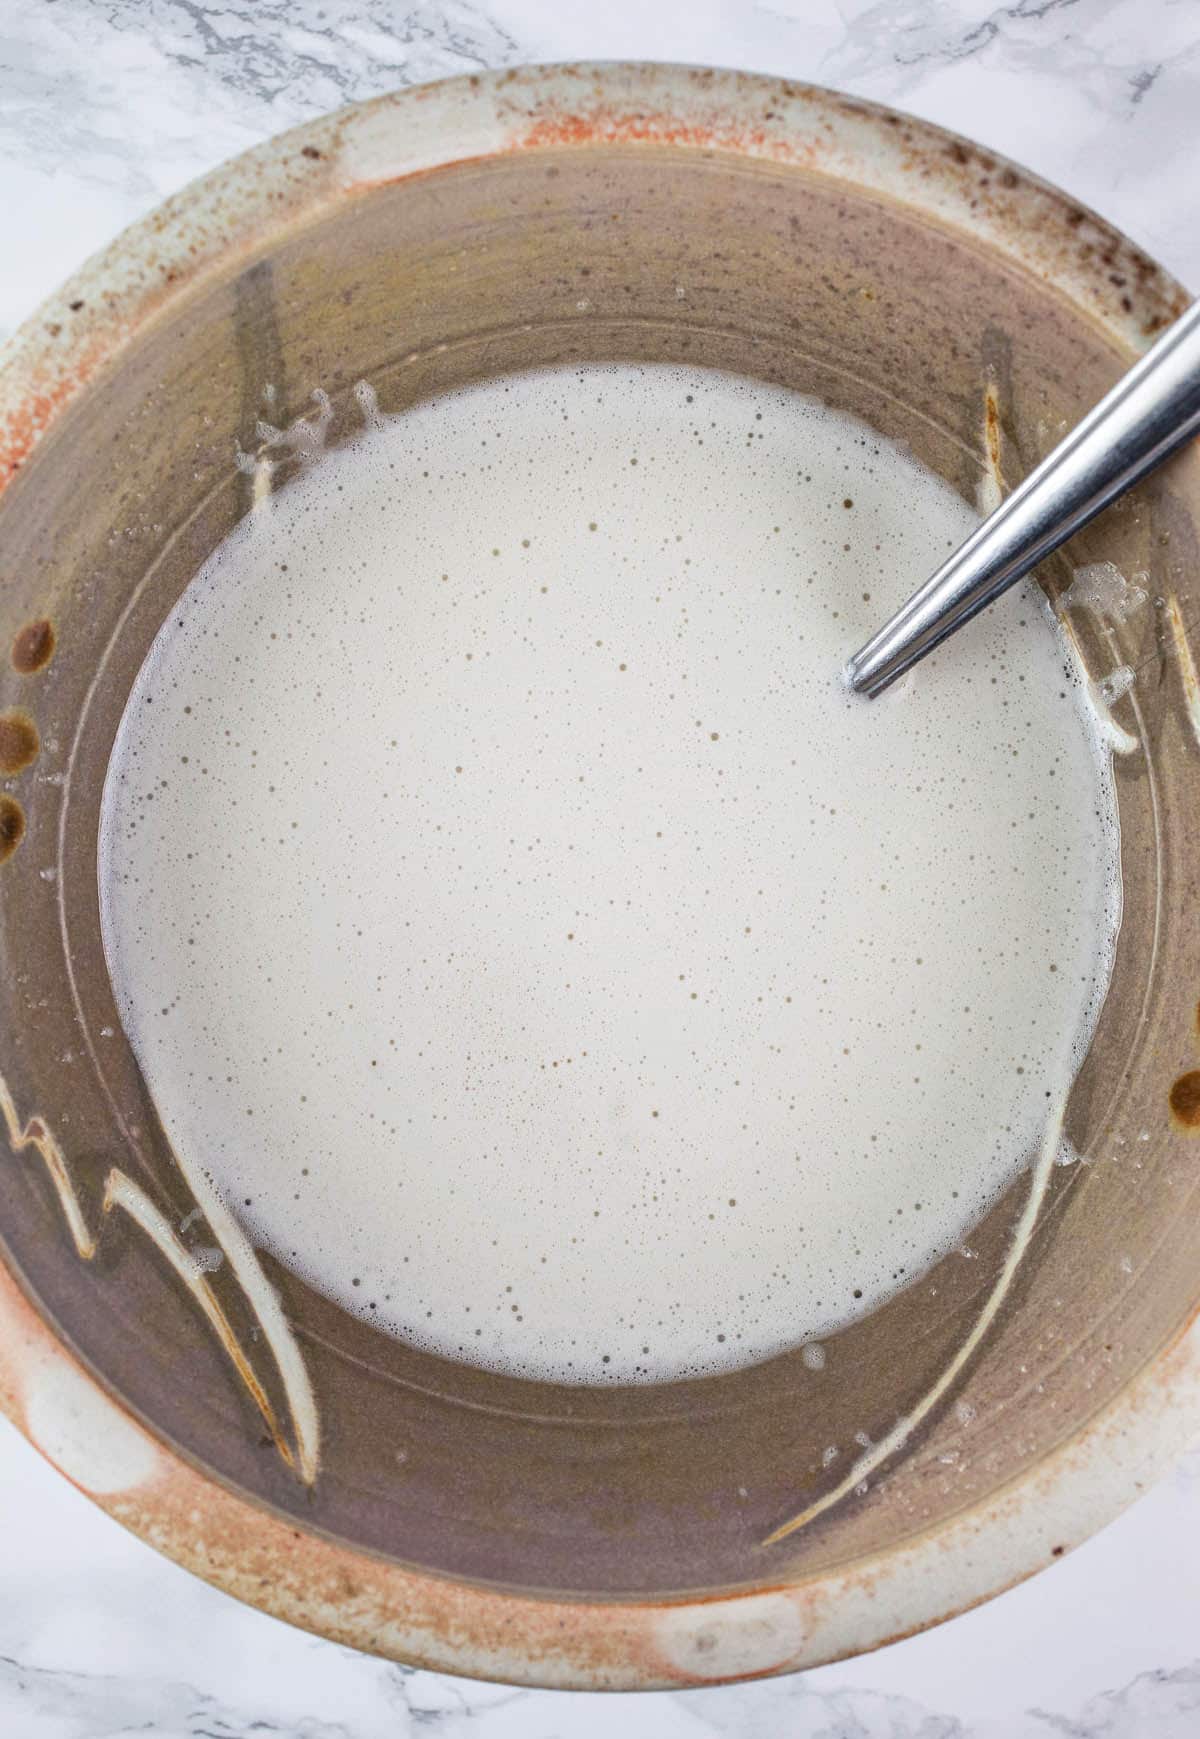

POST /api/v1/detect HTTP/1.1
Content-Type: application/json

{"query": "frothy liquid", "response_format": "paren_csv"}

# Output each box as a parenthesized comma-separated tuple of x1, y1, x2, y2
(99, 365, 1119, 1384)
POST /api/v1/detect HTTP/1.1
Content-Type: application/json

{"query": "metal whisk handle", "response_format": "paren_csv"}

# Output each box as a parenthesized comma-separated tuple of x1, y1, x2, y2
(846, 299, 1200, 697)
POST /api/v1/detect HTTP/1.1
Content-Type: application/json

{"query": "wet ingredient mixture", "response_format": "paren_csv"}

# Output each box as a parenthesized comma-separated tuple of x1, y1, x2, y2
(99, 364, 1120, 1384)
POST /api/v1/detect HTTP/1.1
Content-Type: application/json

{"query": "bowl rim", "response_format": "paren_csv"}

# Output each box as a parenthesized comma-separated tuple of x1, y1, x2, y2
(1, 60, 1197, 1691)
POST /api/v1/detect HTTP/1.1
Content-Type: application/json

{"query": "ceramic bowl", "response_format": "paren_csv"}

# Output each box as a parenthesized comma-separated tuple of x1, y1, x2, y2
(1, 63, 1198, 1689)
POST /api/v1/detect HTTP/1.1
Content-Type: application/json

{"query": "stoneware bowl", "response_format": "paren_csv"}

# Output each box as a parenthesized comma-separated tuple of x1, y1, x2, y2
(1, 63, 1198, 1691)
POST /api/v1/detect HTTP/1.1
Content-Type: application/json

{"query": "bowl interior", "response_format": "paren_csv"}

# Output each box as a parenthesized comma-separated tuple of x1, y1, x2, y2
(2, 120, 1199, 1601)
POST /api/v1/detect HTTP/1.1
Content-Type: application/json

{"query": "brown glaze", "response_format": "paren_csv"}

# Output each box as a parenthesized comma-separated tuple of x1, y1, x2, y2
(11, 618, 55, 674)
(1169, 1071, 1200, 1129)
(0, 65, 1198, 1686)
(0, 710, 38, 773)
(0, 795, 25, 862)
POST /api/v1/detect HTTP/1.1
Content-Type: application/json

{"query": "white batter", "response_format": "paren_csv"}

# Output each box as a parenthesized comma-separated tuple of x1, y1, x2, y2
(98, 364, 1120, 1384)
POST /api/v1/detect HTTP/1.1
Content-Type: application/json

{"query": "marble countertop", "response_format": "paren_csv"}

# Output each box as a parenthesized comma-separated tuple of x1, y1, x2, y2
(2, 2, 1198, 1734)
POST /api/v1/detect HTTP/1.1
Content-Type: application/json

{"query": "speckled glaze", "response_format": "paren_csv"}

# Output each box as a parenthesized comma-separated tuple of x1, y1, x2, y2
(0, 63, 1199, 1690)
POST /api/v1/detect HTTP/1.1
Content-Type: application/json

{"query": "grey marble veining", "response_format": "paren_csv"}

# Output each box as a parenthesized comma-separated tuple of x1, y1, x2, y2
(1, 2, 1198, 1735)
